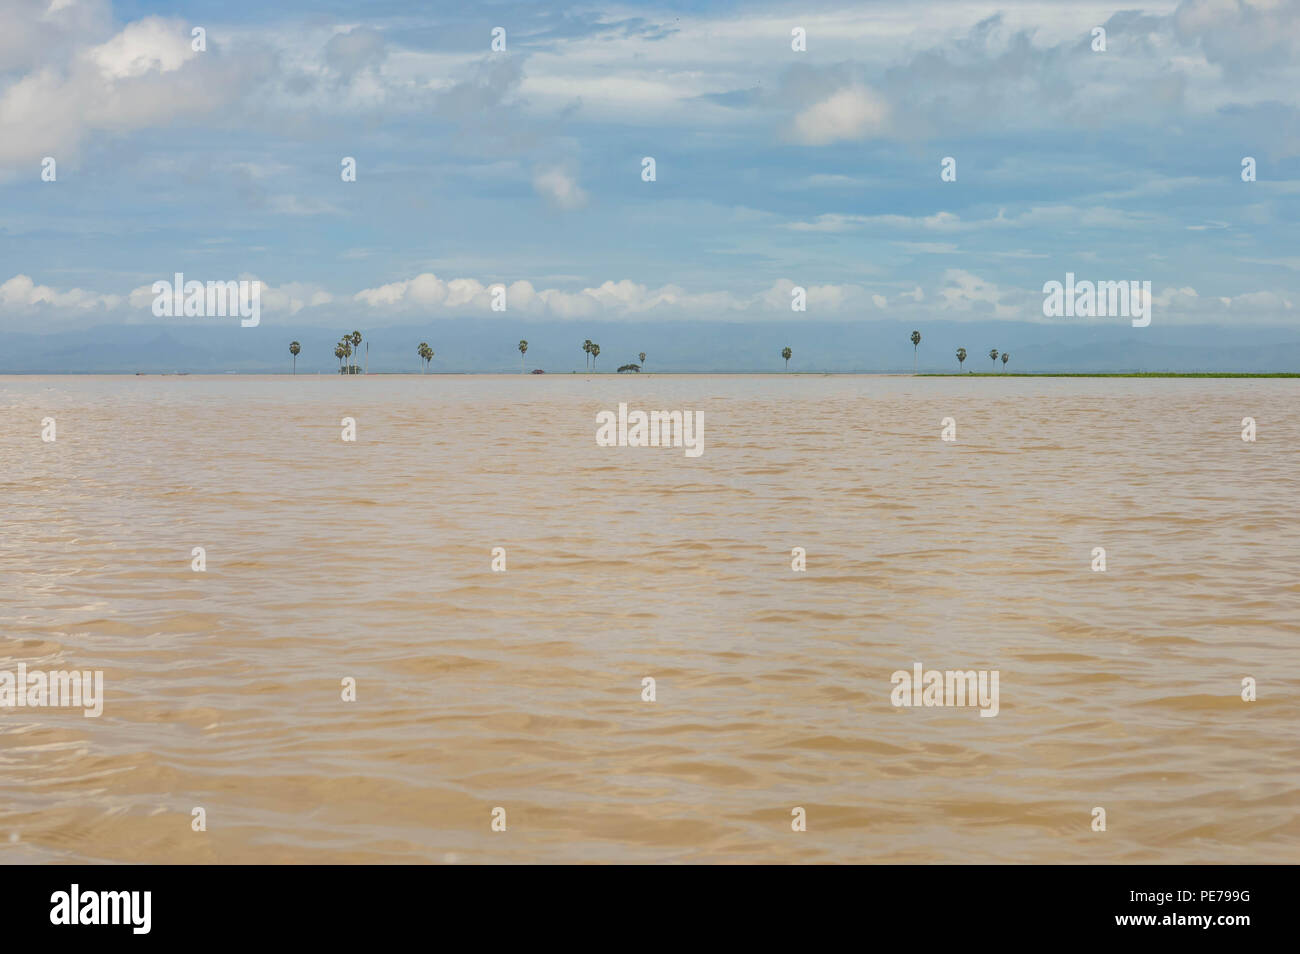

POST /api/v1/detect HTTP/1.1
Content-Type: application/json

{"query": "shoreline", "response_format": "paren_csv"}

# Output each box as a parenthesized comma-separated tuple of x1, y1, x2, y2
(2, 371, 1297, 378)
(915, 372, 1300, 378)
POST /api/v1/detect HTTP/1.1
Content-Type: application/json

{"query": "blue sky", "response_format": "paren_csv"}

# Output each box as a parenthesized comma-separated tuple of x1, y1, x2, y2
(2, 0, 1298, 340)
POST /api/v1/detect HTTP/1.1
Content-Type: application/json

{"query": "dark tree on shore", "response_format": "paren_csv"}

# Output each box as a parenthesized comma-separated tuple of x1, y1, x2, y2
(989, 348, 999, 372)
(782, 346, 792, 370)
(1002, 352, 1010, 372)
(956, 347, 966, 371)
(289, 341, 300, 374)
(911, 330, 921, 373)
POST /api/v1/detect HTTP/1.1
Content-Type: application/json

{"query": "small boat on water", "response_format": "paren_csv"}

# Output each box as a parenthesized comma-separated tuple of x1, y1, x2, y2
(531, 369, 546, 374)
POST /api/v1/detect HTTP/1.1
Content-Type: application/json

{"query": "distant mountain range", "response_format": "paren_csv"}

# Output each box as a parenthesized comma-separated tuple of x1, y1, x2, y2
(3, 319, 1298, 374)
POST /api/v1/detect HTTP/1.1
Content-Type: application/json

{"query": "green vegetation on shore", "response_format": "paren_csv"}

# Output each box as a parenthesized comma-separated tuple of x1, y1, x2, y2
(277, 330, 1293, 376)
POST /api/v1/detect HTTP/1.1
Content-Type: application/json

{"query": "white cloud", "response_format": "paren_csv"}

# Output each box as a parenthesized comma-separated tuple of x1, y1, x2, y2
(254, 280, 334, 315)
(937, 269, 1019, 319)
(1, 273, 118, 311)
(124, 277, 333, 316)
(792, 85, 888, 145)
(786, 214, 872, 232)
(352, 273, 881, 320)
(87, 17, 195, 80)
(532, 166, 588, 210)
(8, 268, 1297, 329)
(0, 11, 272, 172)
(1154, 286, 1198, 307)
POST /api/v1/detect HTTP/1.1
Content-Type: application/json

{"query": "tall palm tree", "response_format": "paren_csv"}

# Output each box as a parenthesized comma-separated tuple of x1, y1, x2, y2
(590, 343, 600, 369)
(1001, 352, 1010, 372)
(351, 331, 362, 372)
(956, 347, 966, 371)
(518, 339, 528, 372)
(417, 342, 432, 372)
(988, 348, 999, 372)
(910, 330, 921, 373)
(781, 346, 792, 370)
(334, 343, 345, 371)
(583, 339, 592, 370)
(639, 351, 646, 368)
(289, 341, 300, 374)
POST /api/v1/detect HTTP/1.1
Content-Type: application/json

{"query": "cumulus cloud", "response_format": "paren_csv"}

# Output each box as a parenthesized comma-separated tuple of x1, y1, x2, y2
(354, 273, 500, 310)
(323, 27, 387, 83)
(0, 0, 109, 75)
(792, 85, 888, 145)
(1173, 0, 1300, 75)
(359, 271, 1239, 324)
(87, 16, 195, 79)
(1, 273, 120, 312)
(125, 277, 333, 316)
(937, 269, 1020, 319)
(254, 280, 334, 315)
(0, 8, 273, 172)
(5, 269, 1295, 330)
(532, 166, 588, 210)
(352, 273, 888, 320)
(355, 274, 713, 317)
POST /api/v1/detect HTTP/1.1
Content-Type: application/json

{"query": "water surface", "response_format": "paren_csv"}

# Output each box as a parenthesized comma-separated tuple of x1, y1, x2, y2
(1, 374, 1296, 863)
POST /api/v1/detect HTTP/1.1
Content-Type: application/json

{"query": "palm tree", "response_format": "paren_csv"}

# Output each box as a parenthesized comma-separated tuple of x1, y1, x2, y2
(289, 341, 300, 374)
(639, 351, 646, 368)
(334, 343, 345, 372)
(590, 343, 600, 369)
(342, 339, 353, 373)
(910, 330, 921, 373)
(781, 346, 792, 370)
(518, 339, 528, 372)
(417, 342, 433, 372)
(1001, 352, 1010, 372)
(956, 347, 966, 372)
(351, 331, 362, 372)
(583, 339, 592, 370)
(988, 348, 998, 372)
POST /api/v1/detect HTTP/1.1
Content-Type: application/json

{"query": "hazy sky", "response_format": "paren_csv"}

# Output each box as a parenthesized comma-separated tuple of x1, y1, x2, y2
(2, 0, 1298, 336)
